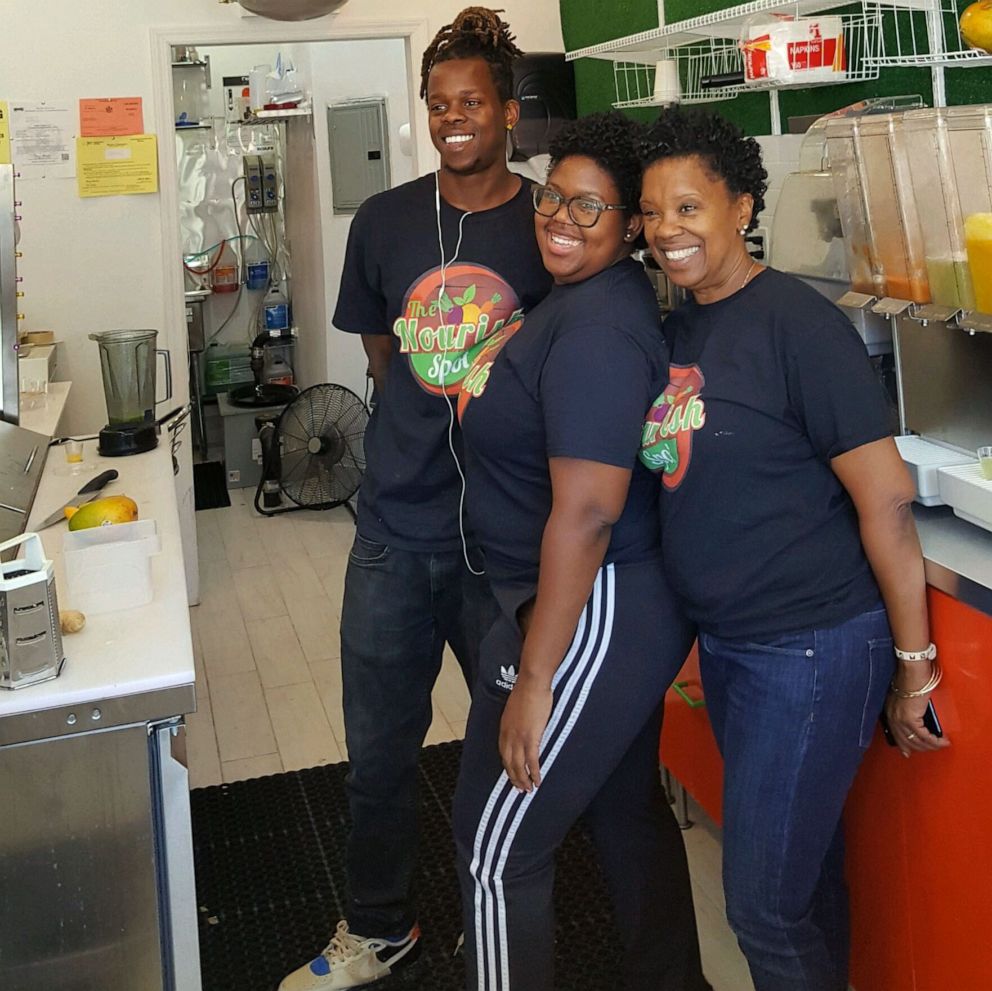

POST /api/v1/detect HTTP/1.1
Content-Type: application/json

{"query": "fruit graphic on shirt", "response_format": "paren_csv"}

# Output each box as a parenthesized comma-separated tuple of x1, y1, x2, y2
(961, 1, 992, 53)
(394, 263, 520, 396)
(66, 495, 139, 531)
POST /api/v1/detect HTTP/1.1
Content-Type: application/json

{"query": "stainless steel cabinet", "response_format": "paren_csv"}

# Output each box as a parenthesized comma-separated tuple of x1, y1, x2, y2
(0, 684, 200, 991)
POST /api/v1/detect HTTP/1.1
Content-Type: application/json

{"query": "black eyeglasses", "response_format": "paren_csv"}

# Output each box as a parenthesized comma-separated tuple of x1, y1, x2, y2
(532, 184, 626, 228)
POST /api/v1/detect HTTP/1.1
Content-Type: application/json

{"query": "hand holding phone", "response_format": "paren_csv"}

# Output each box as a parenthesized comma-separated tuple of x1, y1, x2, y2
(879, 699, 943, 747)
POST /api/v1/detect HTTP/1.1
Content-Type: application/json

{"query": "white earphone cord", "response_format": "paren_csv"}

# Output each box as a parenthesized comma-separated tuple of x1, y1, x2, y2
(435, 172, 484, 577)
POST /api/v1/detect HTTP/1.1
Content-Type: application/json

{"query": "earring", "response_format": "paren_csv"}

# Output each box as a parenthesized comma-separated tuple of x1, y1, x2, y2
(624, 232, 633, 241)
(739, 226, 748, 236)
(506, 123, 513, 131)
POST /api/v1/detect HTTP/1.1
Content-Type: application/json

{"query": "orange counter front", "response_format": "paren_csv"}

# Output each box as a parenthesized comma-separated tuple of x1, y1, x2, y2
(660, 586, 992, 991)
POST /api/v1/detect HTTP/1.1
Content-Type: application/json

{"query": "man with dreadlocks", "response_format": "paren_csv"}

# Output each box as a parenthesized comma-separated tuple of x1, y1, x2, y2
(279, 9, 551, 991)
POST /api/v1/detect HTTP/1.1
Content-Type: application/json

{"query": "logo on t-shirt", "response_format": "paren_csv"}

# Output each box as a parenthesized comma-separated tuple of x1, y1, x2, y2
(640, 364, 706, 490)
(497, 664, 518, 691)
(394, 262, 523, 396)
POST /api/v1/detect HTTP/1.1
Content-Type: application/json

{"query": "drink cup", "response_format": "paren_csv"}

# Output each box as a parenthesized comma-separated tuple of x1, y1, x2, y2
(978, 446, 992, 481)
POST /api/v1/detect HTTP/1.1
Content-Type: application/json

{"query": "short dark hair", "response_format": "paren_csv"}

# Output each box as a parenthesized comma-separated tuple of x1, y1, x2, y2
(548, 110, 646, 223)
(420, 7, 522, 103)
(641, 106, 767, 232)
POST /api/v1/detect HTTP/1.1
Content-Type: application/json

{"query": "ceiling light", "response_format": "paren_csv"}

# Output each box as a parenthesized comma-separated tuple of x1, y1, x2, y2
(237, 0, 349, 20)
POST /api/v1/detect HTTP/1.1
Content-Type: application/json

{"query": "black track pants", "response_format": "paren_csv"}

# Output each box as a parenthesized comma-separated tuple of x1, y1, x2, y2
(452, 559, 712, 991)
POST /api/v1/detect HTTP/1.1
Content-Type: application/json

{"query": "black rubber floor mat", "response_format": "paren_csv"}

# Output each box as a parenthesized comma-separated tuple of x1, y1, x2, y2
(194, 461, 231, 511)
(191, 741, 620, 991)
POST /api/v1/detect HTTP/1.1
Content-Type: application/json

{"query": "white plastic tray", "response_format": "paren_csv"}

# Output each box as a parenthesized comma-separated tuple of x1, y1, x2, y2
(895, 435, 972, 507)
(937, 464, 992, 534)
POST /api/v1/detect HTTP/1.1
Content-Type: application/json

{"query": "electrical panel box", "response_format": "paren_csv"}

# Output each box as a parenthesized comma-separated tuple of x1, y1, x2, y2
(244, 154, 277, 214)
(327, 99, 389, 214)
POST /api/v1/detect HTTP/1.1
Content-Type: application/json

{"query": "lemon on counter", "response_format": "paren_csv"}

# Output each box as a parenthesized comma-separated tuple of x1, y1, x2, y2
(961, 1, 992, 53)
(66, 495, 139, 531)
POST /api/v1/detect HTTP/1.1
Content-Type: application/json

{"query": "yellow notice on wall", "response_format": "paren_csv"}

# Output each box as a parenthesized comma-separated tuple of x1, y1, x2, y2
(76, 134, 158, 197)
(0, 102, 11, 164)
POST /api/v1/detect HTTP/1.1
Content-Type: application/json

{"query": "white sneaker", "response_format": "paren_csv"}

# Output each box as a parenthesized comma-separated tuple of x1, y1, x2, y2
(278, 920, 421, 991)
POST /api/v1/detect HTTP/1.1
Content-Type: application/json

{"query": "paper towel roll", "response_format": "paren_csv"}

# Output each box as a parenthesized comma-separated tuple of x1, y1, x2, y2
(653, 59, 681, 103)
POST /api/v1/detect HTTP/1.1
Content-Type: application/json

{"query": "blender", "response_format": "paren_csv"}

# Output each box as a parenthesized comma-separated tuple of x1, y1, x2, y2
(90, 329, 173, 456)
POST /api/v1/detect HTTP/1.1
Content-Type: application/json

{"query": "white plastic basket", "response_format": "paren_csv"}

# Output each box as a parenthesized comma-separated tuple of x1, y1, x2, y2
(64, 519, 161, 616)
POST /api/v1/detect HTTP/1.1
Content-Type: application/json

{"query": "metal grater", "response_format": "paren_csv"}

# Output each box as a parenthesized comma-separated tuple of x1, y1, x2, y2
(0, 532, 65, 689)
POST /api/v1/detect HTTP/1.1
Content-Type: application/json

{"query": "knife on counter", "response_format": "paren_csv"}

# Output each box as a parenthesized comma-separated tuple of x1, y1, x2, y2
(36, 469, 119, 529)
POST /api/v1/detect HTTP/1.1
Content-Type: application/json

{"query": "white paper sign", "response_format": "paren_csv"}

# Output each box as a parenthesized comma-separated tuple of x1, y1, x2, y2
(9, 101, 76, 178)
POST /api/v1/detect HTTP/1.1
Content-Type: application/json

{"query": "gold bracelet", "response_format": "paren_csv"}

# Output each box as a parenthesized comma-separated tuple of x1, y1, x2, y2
(889, 662, 942, 699)
(894, 642, 937, 662)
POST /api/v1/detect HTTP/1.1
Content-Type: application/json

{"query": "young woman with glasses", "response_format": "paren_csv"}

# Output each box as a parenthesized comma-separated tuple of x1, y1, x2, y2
(450, 111, 711, 991)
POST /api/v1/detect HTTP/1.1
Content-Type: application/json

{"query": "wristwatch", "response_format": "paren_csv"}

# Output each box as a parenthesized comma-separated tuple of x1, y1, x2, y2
(893, 642, 937, 662)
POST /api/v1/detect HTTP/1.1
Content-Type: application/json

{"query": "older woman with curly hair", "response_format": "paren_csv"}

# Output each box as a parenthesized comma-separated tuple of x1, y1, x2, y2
(638, 106, 947, 991)
(451, 110, 711, 991)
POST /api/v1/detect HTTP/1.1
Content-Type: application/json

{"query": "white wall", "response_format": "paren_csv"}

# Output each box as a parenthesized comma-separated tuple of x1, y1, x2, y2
(3, 0, 564, 435)
(302, 37, 416, 399)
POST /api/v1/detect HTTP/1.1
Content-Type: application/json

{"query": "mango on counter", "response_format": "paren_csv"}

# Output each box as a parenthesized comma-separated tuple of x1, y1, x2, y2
(66, 495, 139, 531)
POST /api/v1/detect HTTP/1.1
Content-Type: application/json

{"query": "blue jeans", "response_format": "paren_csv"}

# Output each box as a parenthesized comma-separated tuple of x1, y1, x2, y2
(698, 605, 894, 991)
(340, 533, 498, 936)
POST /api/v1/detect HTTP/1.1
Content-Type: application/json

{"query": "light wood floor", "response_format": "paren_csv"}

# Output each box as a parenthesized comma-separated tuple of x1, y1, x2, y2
(186, 487, 754, 990)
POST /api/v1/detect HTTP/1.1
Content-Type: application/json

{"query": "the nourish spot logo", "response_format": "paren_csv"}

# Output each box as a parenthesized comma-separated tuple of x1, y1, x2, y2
(640, 364, 706, 491)
(394, 262, 523, 396)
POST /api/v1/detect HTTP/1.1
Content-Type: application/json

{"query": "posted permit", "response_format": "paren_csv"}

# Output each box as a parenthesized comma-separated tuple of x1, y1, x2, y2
(76, 134, 158, 197)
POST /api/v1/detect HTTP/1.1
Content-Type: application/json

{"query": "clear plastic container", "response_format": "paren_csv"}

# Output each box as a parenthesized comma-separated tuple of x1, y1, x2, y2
(903, 108, 976, 310)
(64, 519, 161, 616)
(825, 119, 881, 296)
(944, 106, 992, 314)
(855, 114, 930, 303)
(770, 172, 848, 282)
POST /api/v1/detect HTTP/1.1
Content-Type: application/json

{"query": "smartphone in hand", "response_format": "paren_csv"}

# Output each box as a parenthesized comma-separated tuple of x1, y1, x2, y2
(879, 700, 943, 746)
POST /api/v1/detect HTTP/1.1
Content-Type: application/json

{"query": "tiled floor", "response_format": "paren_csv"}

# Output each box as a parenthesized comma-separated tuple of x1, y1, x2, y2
(187, 487, 753, 990)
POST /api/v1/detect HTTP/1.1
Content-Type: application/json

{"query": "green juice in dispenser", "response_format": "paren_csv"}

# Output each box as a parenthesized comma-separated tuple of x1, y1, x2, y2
(925, 256, 976, 310)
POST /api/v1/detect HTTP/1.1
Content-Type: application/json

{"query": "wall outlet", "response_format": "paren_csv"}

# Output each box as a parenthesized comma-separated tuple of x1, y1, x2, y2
(227, 469, 241, 483)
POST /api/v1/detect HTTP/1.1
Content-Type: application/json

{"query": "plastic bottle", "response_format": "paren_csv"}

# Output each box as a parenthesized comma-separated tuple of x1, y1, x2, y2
(261, 284, 290, 332)
(263, 346, 294, 386)
(244, 239, 270, 291)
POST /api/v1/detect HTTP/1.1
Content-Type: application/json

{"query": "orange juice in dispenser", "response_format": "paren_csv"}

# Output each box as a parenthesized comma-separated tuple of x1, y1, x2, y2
(853, 114, 930, 304)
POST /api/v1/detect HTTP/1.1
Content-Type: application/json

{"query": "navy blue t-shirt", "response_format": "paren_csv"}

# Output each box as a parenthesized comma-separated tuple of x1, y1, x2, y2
(460, 257, 667, 586)
(333, 174, 551, 551)
(640, 267, 893, 640)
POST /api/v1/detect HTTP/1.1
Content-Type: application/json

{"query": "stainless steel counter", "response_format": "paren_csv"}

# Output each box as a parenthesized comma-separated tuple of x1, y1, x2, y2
(914, 503, 992, 618)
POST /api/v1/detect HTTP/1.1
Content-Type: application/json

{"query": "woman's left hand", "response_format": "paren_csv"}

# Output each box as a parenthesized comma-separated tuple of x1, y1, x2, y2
(499, 674, 553, 792)
(884, 690, 950, 757)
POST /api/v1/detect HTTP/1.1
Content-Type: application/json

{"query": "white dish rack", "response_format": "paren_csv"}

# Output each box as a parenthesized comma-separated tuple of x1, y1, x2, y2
(895, 434, 973, 507)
